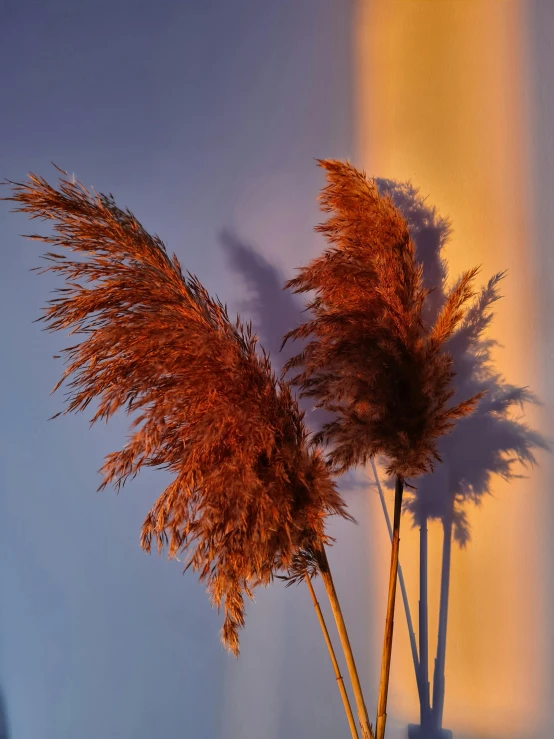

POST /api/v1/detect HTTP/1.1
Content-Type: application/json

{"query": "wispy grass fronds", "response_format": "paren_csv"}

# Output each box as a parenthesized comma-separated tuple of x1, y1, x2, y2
(283, 159, 483, 479)
(3, 168, 349, 655)
(278, 543, 322, 588)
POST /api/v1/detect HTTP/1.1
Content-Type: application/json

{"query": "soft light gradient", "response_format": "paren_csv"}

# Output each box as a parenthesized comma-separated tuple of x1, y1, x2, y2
(355, 1, 553, 737)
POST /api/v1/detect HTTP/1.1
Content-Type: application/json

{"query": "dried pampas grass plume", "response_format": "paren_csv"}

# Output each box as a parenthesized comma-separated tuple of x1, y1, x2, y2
(283, 159, 483, 479)
(3, 166, 349, 656)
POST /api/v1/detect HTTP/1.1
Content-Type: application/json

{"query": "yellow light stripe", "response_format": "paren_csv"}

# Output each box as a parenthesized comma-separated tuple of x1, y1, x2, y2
(354, 1, 546, 735)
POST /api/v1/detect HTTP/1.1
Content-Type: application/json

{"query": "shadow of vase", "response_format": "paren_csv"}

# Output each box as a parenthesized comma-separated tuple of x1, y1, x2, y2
(408, 724, 453, 739)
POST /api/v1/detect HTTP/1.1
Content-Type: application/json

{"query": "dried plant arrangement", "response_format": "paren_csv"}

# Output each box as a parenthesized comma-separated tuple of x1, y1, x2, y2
(2, 168, 370, 739)
(4, 160, 494, 739)
(283, 160, 483, 739)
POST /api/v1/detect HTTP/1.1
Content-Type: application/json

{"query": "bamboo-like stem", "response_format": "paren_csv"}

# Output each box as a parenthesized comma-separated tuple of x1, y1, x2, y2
(370, 459, 420, 687)
(431, 508, 453, 731)
(316, 543, 375, 739)
(305, 575, 360, 739)
(375, 475, 404, 739)
(418, 517, 431, 729)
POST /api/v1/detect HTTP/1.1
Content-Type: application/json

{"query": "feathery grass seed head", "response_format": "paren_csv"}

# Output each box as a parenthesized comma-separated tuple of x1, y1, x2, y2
(283, 160, 483, 479)
(4, 168, 349, 655)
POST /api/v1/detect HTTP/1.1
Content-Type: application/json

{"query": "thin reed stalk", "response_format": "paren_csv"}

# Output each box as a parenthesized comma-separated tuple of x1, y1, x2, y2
(370, 458, 420, 689)
(375, 475, 404, 739)
(316, 543, 375, 739)
(305, 575, 360, 739)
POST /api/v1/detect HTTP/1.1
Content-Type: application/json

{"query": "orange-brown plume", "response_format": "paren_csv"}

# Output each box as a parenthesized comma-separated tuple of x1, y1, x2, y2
(282, 160, 483, 479)
(3, 168, 349, 655)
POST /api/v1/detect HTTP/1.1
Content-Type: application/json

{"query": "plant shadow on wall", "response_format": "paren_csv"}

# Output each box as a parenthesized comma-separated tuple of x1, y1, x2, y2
(377, 179, 549, 739)
(220, 230, 368, 494)
(220, 178, 549, 739)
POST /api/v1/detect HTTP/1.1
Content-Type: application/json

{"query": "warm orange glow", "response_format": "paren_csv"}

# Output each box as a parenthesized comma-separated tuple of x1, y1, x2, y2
(355, 1, 546, 736)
